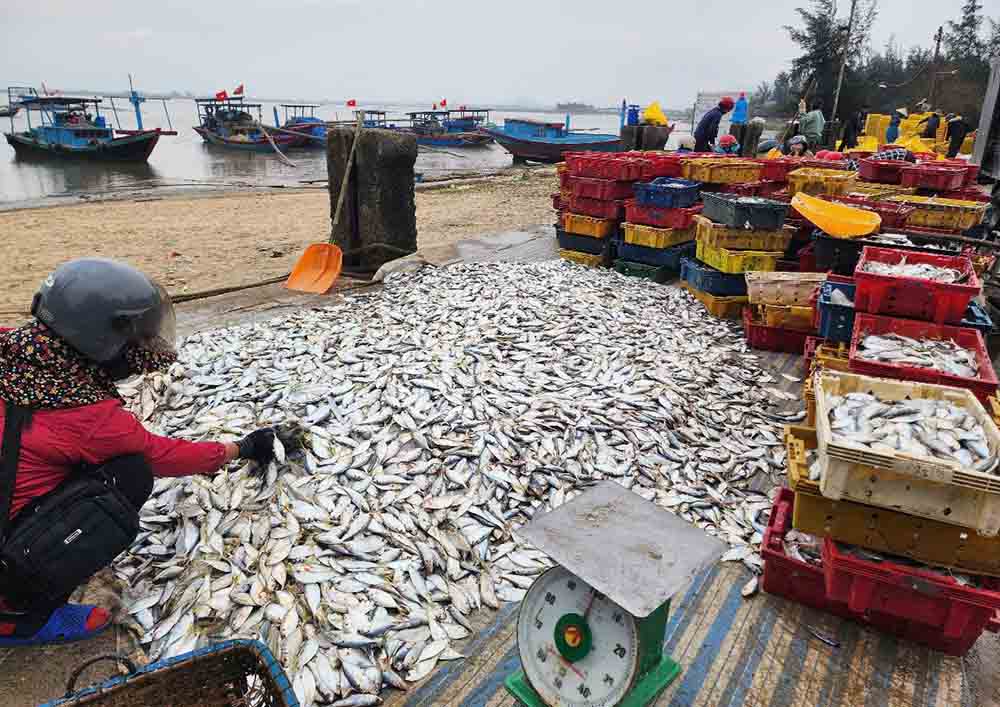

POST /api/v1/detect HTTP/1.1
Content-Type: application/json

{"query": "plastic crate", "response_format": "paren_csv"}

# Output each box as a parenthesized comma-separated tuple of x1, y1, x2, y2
(787, 168, 857, 197)
(963, 301, 994, 336)
(762, 489, 999, 656)
(564, 153, 644, 180)
(848, 312, 998, 403)
(940, 187, 992, 203)
(693, 215, 793, 251)
(681, 282, 748, 319)
(681, 159, 762, 184)
(854, 246, 980, 324)
(624, 200, 704, 229)
(742, 306, 810, 353)
(885, 195, 987, 231)
(556, 228, 609, 255)
(816, 281, 857, 344)
(815, 341, 851, 373)
(804, 336, 823, 372)
(848, 182, 917, 198)
(815, 370, 1000, 536)
(700, 192, 790, 231)
(633, 177, 701, 209)
(858, 159, 906, 184)
(613, 258, 670, 281)
(558, 248, 605, 267)
(900, 164, 966, 191)
(797, 242, 819, 272)
(745, 271, 827, 307)
(569, 176, 636, 201)
(759, 303, 815, 332)
(759, 157, 802, 182)
(551, 192, 563, 211)
(935, 160, 981, 186)
(565, 194, 625, 220)
(813, 231, 957, 277)
(786, 425, 1000, 578)
(638, 153, 684, 179)
(679, 257, 748, 296)
(696, 239, 783, 274)
(622, 221, 694, 249)
(562, 212, 617, 238)
(825, 195, 915, 230)
(617, 239, 695, 269)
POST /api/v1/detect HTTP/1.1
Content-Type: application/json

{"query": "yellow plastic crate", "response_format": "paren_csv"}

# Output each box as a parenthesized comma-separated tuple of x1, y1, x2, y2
(813, 342, 850, 373)
(803, 376, 816, 426)
(558, 248, 604, 267)
(561, 213, 617, 239)
(693, 215, 793, 252)
(847, 183, 916, 199)
(759, 303, 815, 332)
(885, 194, 987, 231)
(681, 159, 762, 184)
(623, 222, 694, 249)
(695, 239, 782, 274)
(785, 424, 1000, 577)
(787, 168, 856, 197)
(681, 282, 748, 320)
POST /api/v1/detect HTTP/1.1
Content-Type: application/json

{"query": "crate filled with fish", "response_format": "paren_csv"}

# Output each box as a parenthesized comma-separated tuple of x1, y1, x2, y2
(761, 489, 999, 655)
(700, 192, 790, 231)
(854, 247, 980, 325)
(813, 230, 962, 277)
(848, 314, 998, 403)
(815, 370, 1000, 536)
(742, 306, 811, 354)
(632, 177, 701, 209)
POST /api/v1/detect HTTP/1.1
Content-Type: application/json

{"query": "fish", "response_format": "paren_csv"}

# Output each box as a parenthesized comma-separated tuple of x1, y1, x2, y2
(860, 255, 964, 283)
(858, 333, 978, 379)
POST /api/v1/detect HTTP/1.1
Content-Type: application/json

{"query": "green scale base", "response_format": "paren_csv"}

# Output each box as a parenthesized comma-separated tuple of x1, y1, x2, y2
(504, 655, 682, 707)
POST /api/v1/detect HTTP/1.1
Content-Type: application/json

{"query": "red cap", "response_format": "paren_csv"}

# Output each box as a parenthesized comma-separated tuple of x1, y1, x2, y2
(720, 96, 735, 110)
(720, 134, 737, 147)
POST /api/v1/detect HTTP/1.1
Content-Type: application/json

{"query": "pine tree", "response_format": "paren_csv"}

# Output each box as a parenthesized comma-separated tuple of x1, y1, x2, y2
(945, 0, 985, 62)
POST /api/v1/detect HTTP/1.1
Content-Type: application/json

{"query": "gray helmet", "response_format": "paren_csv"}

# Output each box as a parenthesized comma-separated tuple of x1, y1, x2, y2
(31, 258, 175, 363)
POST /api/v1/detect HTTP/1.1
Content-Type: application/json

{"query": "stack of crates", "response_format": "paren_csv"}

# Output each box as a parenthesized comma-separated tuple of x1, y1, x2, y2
(742, 270, 825, 353)
(616, 176, 702, 280)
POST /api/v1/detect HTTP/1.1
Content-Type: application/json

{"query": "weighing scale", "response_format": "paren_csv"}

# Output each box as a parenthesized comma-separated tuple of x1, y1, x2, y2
(504, 481, 726, 707)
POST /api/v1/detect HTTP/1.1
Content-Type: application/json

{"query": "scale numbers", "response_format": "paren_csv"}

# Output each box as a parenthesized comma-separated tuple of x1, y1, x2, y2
(517, 566, 639, 707)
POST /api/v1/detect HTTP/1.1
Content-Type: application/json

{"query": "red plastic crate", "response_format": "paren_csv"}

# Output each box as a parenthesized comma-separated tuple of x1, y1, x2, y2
(568, 176, 636, 201)
(825, 195, 915, 230)
(551, 193, 563, 211)
(900, 164, 966, 191)
(848, 312, 998, 403)
(935, 160, 980, 186)
(797, 242, 818, 273)
(564, 153, 645, 181)
(763, 489, 999, 655)
(720, 182, 760, 197)
(566, 194, 626, 220)
(759, 158, 802, 182)
(638, 154, 683, 179)
(858, 159, 906, 184)
(624, 200, 703, 229)
(742, 307, 810, 353)
(804, 335, 824, 369)
(940, 187, 991, 203)
(854, 246, 980, 324)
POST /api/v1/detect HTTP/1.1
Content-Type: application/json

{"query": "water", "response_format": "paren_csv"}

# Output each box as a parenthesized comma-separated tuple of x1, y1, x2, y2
(0, 99, 694, 208)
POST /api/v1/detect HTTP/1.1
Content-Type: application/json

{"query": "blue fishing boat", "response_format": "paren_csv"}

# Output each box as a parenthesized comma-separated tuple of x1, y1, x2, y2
(405, 110, 494, 147)
(194, 97, 303, 151)
(273, 103, 327, 148)
(3, 85, 172, 162)
(481, 117, 621, 163)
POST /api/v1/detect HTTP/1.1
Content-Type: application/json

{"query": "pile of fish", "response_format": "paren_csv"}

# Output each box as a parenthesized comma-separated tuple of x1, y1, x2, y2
(859, 256, 964, 283)
(836, 544, 981, 587)
(116, 261, 801, 706)
(857, 333, 979, 378)
(783, 529, 822, 567)
(827, 392, 997, 472)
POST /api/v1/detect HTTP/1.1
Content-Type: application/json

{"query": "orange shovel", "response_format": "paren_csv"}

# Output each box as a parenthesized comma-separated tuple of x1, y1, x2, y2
(285, 116, 363, 293)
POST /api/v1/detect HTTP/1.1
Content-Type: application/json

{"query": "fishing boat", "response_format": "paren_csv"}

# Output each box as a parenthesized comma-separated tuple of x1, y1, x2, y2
(3, 85, 173, 162)
(272, 103, 327, 148)
(405, 110, 494, 147)
(194, 97, 303, 151)
(481, 117, 621, 163)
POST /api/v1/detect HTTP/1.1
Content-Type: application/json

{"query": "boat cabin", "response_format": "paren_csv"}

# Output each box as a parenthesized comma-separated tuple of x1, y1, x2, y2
(195, 97, 264, 138)
(502, 118, 568, 139)
(280, 103, 322, 127)
(444, 109, 490, 133)
(12, 91, 115, 146)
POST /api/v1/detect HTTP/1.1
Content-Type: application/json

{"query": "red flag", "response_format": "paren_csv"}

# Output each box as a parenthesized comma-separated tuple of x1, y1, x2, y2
(346, 99, 357, 107)
(233, 83, 244, 96)
(440, 98, 447, 107)
(215, 90, 228, 101)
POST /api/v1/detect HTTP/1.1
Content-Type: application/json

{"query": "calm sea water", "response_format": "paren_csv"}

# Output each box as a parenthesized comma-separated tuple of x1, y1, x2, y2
(0, 99, 692, 207)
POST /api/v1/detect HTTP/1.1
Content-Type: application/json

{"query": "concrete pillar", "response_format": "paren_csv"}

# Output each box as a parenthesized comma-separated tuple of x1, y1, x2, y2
(327, 127, 418, 273)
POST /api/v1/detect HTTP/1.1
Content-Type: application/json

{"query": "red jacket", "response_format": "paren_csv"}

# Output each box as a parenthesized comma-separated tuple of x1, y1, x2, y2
(1, 399, 226, 519)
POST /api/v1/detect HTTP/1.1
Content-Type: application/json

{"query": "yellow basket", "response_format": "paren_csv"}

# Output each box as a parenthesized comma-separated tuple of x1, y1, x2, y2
(813, 342, 850, 373)
(562, 213, 617, 239)
(695, 239, 782, 274)
(681, 282, 748, 320)
(623, 222, 694, 249)
(847, 183, 916, 199)
(803, 375, 816, 426)
(885, 195, 987, 231)
(784, 424, 1000, 577)
(787, 168, 856, 197)
(693, 215, 793, 251)
(558, 249, 604, 267)
(681, 159, 762, 184)
(759, 303, 815, 332)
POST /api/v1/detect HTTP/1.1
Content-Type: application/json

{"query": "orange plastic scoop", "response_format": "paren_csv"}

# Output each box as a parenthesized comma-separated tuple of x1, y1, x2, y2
(791, 192, 881, 239)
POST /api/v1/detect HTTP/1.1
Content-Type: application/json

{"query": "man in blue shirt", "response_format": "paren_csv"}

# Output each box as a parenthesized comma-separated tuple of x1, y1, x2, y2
(694, 97, 734, 153)
(730, 92, 749, 148)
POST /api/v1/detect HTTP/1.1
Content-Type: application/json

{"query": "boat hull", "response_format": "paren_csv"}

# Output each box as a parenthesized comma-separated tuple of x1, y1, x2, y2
(481, 128, 621, 163)
(4, 130, 160, 162)
(194, 127, 302, 152)
(417, 132, 493, 147)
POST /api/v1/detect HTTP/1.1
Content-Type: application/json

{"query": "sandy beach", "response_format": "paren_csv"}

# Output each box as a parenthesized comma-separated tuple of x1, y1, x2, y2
(0, 169, 555, 319)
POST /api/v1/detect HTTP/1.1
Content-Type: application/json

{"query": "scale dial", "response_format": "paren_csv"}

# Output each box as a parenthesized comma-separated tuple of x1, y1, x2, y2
(517, 566, 639, 707)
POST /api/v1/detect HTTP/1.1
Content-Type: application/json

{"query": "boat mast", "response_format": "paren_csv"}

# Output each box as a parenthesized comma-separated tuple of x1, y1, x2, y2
(128, 73, 145, 131)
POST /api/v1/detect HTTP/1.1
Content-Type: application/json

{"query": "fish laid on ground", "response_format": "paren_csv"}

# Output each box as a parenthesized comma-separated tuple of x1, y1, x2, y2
(858, 333, 978, 379)
(116, 261, 803, 705)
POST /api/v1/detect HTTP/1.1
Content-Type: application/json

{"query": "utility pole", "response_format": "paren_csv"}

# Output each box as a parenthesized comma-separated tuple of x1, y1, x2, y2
(831, 0, 859, 124)
(928, 26, 944, 107)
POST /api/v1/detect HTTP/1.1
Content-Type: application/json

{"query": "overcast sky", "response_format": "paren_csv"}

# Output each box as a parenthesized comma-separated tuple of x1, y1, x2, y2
(3, 0, 999, 107)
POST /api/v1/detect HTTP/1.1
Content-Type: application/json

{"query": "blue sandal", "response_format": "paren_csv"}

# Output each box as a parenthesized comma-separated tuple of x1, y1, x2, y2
(0, 604, 111, 647)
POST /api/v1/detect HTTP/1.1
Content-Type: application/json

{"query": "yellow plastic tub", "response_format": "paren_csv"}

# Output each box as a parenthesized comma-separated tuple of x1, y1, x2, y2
(561, 213, 617, 239)
(695, 239, 782, 274)
(790, 193, 881, 238)
(558, 249, 604, 267)
(760, 303, 815, 332)
(693, 215, 793, 251)
(622, 222, 694, 249)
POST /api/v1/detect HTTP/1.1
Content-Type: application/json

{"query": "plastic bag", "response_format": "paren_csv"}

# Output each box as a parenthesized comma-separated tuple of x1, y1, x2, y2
(765, 147, 784, 159)
(641, 101, 670, 127)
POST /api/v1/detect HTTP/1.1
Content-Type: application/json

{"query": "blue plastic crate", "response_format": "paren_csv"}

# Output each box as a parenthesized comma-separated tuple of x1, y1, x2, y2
(962, 301, 994, 335)
(817, 281, 857, 344)
(680, 257, 748, 296)
(633, 177, 701, 209)
(618, 239, 696, 269)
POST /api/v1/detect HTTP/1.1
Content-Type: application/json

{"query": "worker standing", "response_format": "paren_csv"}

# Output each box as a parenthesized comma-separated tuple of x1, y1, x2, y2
(838, 106, 867, 151)
(919, 110, 942, 140)
(0, 259, 278, 647)
(946, 114, 973, 158)
(693, 96, 734, 153)
(798, 100, 826, 151)
(886, 108, 907, 145)
(729, 92, 749, 146)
